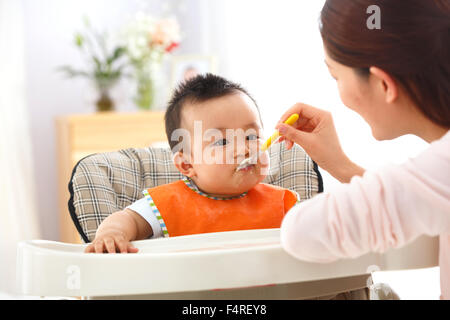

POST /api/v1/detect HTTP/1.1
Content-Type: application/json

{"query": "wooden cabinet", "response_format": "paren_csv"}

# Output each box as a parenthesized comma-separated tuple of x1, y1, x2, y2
(55, 111, 167, 243)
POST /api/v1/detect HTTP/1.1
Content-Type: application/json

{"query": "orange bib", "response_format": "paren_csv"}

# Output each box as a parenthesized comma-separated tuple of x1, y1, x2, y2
(143, 179, 299, 237)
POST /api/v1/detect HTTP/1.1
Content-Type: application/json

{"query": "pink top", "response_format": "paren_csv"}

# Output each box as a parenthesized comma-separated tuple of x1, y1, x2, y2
(281, 130, 450, 299)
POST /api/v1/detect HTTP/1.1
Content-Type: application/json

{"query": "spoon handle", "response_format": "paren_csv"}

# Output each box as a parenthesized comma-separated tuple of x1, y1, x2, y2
(260, 113, 299, 152)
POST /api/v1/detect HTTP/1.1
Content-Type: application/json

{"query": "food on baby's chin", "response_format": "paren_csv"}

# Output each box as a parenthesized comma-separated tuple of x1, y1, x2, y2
(237, 164, 255, 172)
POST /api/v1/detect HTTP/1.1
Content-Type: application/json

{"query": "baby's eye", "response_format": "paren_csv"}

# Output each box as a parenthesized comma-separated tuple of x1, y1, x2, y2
(246, 134, 260, 141)
(213, 139, 228, 146)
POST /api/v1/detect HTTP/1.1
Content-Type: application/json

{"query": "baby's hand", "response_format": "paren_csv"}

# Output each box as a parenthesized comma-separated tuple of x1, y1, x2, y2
(84, 230, 139, 254)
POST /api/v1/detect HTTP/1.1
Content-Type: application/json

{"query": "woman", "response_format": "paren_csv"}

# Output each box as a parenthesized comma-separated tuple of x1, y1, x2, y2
(276, 0, 450, 299)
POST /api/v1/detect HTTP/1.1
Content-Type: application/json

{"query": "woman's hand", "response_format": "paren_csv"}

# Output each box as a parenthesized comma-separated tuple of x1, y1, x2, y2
(275, 103, 365, 183)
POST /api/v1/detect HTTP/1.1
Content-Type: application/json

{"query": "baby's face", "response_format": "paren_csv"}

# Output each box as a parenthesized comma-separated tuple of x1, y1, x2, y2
(175, 92, 269, 196)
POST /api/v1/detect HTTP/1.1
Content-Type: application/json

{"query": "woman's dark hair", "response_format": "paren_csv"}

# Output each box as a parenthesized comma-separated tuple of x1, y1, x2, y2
(320, 0, 450, 127)
(165, 73, 261, 151)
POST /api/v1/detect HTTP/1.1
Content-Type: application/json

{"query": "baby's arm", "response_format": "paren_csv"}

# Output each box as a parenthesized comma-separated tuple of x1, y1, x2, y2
(84, 208, 153, 254)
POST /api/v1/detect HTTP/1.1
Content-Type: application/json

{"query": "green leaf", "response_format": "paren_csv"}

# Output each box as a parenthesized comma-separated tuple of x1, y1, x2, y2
(106, 47, 126, 66)
(57, 66, 90, 78)
(92, 56, 102, 71)
(74, 33, 84, 47)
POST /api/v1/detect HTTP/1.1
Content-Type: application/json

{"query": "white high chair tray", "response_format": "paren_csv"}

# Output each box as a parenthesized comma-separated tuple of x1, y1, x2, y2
(17, 229, 438, 298)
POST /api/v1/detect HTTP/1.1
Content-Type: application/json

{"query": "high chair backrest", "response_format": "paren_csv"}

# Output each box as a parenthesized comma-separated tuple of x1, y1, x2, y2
(68, 141, 323, 243)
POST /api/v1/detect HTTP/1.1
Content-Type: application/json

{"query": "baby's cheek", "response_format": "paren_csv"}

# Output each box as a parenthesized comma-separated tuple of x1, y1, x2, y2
(205, 164, 231, 184)
(258, 151, 270, 177)
(259, 151, 270, 167)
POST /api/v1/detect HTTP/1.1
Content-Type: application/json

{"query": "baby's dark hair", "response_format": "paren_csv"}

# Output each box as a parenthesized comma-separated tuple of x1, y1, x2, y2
(165, 73, 262, 152)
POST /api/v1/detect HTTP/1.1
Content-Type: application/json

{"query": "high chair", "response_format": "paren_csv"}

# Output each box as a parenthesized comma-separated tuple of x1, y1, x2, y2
(17, 142, 438, 299)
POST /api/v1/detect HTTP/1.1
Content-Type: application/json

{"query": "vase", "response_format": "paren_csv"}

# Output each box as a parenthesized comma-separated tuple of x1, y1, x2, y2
(134, 66, 156, 110)
(96, 90, 114, 112)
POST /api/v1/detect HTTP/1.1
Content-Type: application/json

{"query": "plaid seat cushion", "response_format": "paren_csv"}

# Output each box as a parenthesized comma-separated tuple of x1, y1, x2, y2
(68, 141, 323, 243)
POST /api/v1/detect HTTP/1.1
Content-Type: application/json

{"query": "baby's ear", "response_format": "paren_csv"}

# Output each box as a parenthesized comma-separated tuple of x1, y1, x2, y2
(173, 151, 196, 177)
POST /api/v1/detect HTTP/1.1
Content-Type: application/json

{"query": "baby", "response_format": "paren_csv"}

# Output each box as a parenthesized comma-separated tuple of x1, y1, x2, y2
(85, 74, 299, 253)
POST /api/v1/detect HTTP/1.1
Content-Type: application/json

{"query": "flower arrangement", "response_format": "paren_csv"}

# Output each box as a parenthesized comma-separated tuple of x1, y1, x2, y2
(59, 18, 127, 112)
(123, 13, 181, 110)
(60, 14, 180, 112)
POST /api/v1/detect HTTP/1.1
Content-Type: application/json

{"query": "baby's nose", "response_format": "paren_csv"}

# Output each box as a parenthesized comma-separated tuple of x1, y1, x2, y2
(234, 140, 252, 159)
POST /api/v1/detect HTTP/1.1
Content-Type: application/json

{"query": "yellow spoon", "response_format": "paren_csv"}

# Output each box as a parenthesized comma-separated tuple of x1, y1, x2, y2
(236, 113, 299, 170)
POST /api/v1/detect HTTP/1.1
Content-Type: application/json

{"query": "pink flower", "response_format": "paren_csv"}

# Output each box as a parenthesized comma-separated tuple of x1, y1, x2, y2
(149, 18, 180, 48)
(165, 42, 179, 53)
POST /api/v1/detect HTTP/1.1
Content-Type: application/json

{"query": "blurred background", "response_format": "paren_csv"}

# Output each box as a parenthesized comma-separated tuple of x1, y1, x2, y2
(0, 0, 438, 299)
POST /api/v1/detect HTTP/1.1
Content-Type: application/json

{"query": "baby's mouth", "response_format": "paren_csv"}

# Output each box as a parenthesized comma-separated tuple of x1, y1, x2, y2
(236, 163, 256, 173)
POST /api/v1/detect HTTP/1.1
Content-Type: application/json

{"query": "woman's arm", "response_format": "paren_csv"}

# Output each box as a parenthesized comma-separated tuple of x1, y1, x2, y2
(331, 155, 366, 183)
(280, 146, 450, 262)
